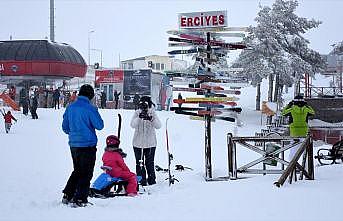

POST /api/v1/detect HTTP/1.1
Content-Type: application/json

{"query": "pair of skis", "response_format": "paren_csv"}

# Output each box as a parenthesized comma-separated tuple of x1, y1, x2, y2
(165, 118, 179, 186)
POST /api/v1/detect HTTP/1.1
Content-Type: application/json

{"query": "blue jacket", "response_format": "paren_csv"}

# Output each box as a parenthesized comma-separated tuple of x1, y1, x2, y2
(62, 96, 104, 148)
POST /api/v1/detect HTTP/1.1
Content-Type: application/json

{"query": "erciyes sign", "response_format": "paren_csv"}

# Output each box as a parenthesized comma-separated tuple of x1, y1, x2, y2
(178, 10, 227, 29)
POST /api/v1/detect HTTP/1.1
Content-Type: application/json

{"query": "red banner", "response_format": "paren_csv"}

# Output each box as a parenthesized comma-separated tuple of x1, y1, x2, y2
(95, 69, 124, 84)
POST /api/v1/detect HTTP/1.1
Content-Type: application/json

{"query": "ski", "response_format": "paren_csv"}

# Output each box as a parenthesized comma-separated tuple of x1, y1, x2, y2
(168, 42, 193, 47)
(165, 118, 179, 186)
(198, 103, 225, 108)
(179, 33, 226, 45)
(181, 26, 249, 32)
(211, 32, 245, 38)
(167, 30, 246, 39)
(168, 37, 246, 49)
(173, 99, 237, 106)
(185, 97, 239, 102)
(196, 91, 227, 97)
(168, 48, 199, 55)
(179, 33, 206, 41)
(168, 47, 226, 55)
(170, 106, 242, 113)
(172, 86, 241, 95)
(167, 28, 248, 36)
(200, 84, 224, 90)
(174, 109, 235, 122)
(198, 110, 222, 116)
(190, 115, 216, 122)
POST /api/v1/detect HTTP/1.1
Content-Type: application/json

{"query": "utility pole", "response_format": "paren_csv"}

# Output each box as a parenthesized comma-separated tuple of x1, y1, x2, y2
(88, 30, 95, 65)
(50, 0, 55, 42)
(118, 53, 121, 68)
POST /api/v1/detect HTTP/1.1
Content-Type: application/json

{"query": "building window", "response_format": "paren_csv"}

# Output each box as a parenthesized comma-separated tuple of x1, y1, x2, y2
(152, 63, 155, 69)
(128, 63, 133, 69)
(161, 63, 165, 70)
(156, 63, 160, 70)
(103, 85, 108, 99)
(108, 85, 113, 101)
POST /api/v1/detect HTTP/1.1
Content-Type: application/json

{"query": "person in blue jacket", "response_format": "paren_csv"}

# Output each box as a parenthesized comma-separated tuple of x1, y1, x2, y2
(61, 84, 104, 207)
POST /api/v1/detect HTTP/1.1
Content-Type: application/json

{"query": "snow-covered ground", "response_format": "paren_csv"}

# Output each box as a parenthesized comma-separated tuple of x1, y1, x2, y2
(1, 77, 342, 221)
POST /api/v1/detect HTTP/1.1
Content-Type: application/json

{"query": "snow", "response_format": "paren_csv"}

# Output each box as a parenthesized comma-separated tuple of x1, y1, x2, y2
(1, 79, 342, 221)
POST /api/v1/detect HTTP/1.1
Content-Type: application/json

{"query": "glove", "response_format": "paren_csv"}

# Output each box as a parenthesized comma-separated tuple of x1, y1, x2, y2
(139, 112, 152, 121)
(286, 101, 293, 109)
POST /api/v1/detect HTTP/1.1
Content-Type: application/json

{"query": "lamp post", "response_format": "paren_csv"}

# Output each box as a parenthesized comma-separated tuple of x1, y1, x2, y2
(91, 48, 103, 68)
(338, 55, 343, 94)
(88, 30, 95, 65)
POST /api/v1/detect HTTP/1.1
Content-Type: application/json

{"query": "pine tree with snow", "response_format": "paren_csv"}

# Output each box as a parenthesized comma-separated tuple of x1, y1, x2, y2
(233, 0, 325, 107)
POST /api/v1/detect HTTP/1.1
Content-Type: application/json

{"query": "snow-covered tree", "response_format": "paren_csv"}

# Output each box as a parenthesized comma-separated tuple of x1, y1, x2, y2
(232, 0, 325, 106)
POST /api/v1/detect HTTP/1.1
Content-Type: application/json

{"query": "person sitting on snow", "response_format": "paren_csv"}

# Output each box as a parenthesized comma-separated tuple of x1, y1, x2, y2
(102, 135, 138, 197)
(1, 110, 17, 133)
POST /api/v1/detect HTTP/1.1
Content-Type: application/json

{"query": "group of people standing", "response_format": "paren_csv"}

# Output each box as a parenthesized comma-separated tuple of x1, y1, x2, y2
(61, 84, 161, 207)
(19, 87, 39, 119)
(52, 88, 77, 109)
(100, 90, 121, 109)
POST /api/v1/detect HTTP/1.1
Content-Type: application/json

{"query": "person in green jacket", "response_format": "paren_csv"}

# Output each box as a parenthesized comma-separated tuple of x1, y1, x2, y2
(282, 95, 315, 160)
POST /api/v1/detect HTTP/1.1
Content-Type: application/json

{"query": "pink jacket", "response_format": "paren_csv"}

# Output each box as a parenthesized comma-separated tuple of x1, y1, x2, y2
(102, 151, 130, 177)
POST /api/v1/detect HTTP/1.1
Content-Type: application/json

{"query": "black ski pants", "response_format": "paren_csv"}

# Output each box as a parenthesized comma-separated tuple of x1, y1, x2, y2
(114, 99, 119, 109)
(63, 147, 96, 202)
(22, 102, 28, 115)
(54, 99, 59, 109)
(30, 107, 38, 119)
(134, 147, 156, 185)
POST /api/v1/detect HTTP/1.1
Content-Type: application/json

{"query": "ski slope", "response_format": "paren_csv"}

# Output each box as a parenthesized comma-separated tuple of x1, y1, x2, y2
(1, 76, 342, 221)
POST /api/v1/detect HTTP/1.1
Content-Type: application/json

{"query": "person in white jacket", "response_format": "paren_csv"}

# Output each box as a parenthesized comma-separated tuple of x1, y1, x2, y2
(130, 96, 161, 186)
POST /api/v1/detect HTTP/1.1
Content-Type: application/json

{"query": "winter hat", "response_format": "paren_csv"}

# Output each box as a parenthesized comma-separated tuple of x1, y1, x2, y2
(293, 95, 304, 102)
(79, 84, 94, 100)
(139, 96, 155, 108)
(106, 135, 120, 148)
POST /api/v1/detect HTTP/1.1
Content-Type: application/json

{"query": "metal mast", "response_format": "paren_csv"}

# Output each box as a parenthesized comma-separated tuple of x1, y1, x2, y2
(50, 0, 55, 42)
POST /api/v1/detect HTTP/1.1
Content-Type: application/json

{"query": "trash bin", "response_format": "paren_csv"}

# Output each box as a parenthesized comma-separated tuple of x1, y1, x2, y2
(264, 143, 281, 166)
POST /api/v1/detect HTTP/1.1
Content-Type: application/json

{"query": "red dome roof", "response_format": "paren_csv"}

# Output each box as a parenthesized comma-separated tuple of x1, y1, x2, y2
(0, 40, 87, 79)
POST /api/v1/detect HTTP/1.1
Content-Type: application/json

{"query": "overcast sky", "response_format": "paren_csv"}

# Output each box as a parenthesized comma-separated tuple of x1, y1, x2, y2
(0, 0, 342, 67)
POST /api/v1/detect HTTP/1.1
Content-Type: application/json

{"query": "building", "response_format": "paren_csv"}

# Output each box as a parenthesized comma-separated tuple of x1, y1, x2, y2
(120, 55, 187, 72)
(323, 42, 343, 74)
(67, 66, 96, 89)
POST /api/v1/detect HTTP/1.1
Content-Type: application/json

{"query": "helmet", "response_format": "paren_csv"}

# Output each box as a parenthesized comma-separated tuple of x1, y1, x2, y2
(106, 135, 120, 147)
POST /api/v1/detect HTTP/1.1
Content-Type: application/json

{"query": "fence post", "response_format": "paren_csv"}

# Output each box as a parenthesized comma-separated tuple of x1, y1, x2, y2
(274, 136, 310, 187)
(307, 137, 314, 180)
(227, 133, 232, 178)
(227, 133, 237, 180)
(205, 115, 212, 179)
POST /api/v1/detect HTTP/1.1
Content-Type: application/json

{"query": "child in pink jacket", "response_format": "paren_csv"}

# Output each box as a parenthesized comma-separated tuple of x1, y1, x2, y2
(102, 135, 138, 197)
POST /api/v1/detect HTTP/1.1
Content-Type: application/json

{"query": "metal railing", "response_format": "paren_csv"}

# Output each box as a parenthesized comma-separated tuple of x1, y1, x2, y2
(300, 86, 342, 98)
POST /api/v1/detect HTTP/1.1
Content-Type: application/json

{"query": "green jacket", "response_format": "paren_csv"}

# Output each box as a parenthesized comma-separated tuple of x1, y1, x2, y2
(282, 103, 315, 137)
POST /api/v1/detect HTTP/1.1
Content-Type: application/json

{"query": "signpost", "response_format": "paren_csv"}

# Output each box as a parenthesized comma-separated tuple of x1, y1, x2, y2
(168, 10, 247, 181)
